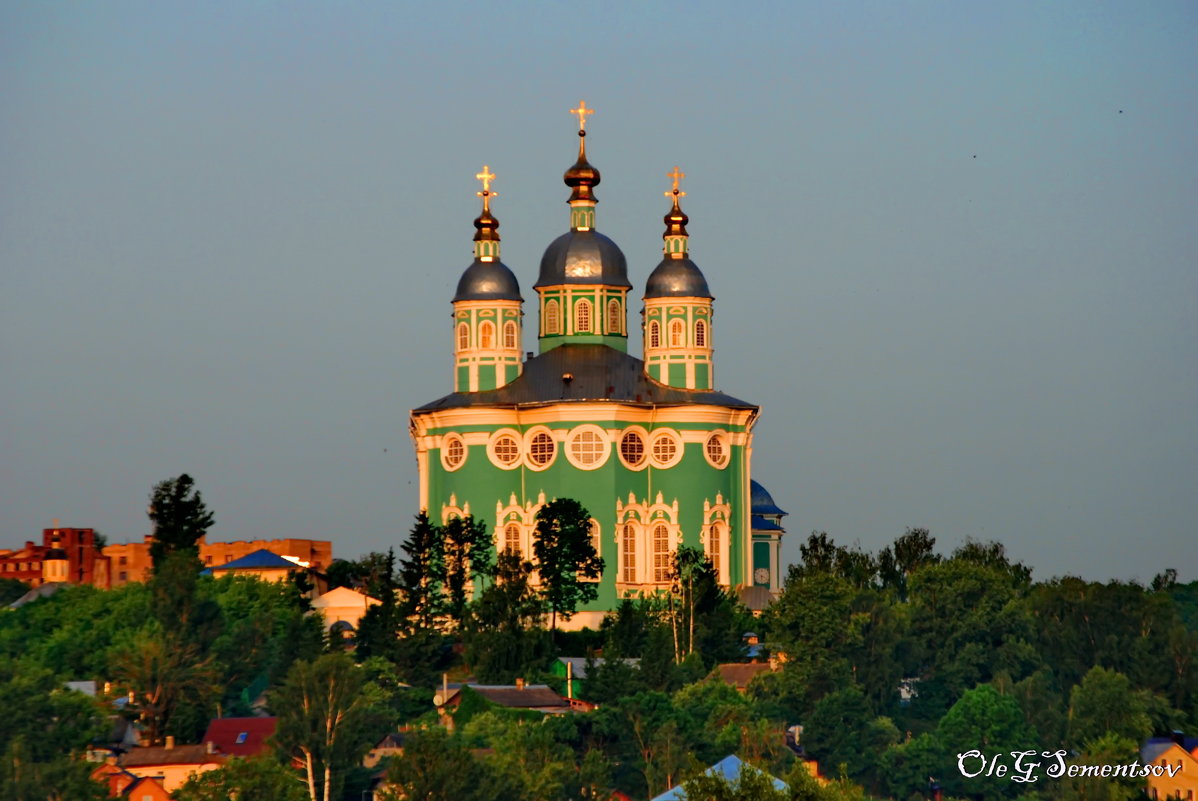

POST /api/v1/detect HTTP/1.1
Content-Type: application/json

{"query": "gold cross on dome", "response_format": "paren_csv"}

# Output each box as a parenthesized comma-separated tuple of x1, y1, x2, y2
(475, 165, 495, 196)
(665, 166, 686, 199)
(569, 100, 594, 132)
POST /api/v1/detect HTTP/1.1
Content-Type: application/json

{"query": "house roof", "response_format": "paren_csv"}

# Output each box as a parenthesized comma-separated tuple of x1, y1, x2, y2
(311, 586, 380, 608)
(207, 549, 300, 572)
(716, 663, 773, 690)
(750, 515, 784, 532)
(413, 344, 756, 412)
(122, 776, 172, 800)
(737, 585, 774, 611)
(554, 656, 640, 679)
(455, 684, 568, 709)
(650, 755, 787, 801)
(119, 744, 223, 767)
(1142, 737, 1198, 764)
(202, 717, 277, 757)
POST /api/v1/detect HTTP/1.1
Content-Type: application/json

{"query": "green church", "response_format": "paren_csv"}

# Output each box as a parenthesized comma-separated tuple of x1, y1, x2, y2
(410, 103, 787, 627)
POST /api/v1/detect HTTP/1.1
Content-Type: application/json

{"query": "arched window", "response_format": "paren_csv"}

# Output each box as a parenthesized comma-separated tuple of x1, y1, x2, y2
(545, 300, 560, 335)
(669, 319, 685, 347)
(607, 299, 621, 334)
(652, 524, 671, 582)
(503, 321, 518, 349)
(707, 523, 723, 583)
(695, 320, 706, 348)
(503, 523, 522, 556)
(648, 321, 661, 349)
(479, 321, 495, 349)
(589, 519, 601, 558)
(456, 322, 469, 351)
(622, 524, 637, 583)
(576, 299, 592, 333)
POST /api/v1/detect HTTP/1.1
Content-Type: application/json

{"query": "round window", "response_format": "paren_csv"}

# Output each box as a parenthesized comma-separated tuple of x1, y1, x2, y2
(527, 431, 556, 467)
(650, 433, 678, 467)
(620, 430, 646, 468)
(442, 435, 466, 471)
(568, 427, 609, 469)
(492, 434, 521, 466)
(705, 433, 729, 468)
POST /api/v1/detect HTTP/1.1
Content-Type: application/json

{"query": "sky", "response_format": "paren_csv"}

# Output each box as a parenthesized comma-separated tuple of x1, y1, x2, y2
(2, 1, 1195, 584)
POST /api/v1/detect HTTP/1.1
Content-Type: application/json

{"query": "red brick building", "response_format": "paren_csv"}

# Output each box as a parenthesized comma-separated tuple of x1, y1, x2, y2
(0, 528, 108, 588)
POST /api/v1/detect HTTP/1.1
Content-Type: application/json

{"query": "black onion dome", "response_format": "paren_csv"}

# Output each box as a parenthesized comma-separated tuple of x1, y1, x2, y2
(453, 259, 522, 302)
(535, 230, 631, 289)
(644, 257, 712, 299)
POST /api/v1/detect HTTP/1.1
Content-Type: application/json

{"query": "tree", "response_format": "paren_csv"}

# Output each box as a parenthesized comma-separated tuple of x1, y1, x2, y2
(396, 512, 444, 630)
(0, 737, 107, 801)
(532, 498, 604, 634)
(680, 761, 789, 801)
(936, 684, 1035, 800)
(175, 755, 307, 801)
(272, 654, 377, 801)
(464, 552, 549, 683)
(146, 474, 220, 641)
(147, 473, 214, 567)
(1066, 667, 1152, 748)
(110, 631, 218, 746)
(804, 687, 899, 788)
(439, 515, 495, 629)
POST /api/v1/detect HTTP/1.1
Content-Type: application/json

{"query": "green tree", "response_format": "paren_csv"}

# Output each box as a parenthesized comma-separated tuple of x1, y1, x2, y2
(147, 473, 215, 566)
(381, 727, 517, 801)
(175, 755, 307, 801)
(110, 631, 218, 746)
(680, 761, 789, 801)
(805, 686, 899, 788)
(0, 737, 107, 801)
(0, 578, 27, 606)
(440, 515, 495, 629)
(937, 684, 1035, 800)
(271, 654, 377, 801)
(464, 553, 549, 683)
(354, 549, 403, 662)
(397, 513, 444, 630)
(1066, 667, 1152, 748)
(532, 498, 604, 634)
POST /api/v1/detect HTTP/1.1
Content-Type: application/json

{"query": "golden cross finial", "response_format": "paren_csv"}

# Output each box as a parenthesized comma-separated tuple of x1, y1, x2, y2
(569, 100, 594, 132)
(475, 165, 495, 195)
(665, 166, 687, 200)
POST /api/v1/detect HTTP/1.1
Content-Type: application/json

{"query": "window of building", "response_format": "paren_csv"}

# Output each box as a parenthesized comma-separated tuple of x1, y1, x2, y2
(456, 322, 469, 351)
(650, 431, 680, 468)
(652, 524, 670, 582)
(607, 299, 621, 334)
(235, 731, 249, 745)
(695, 319, 707, 348)
(489, 432, 522, 468)
(119, 555, 127, 566)
(619, 429, 646, 468)
(545, 299, 561, 335)
(503, 321, 518, 349)
(119, 571, 127, 581)
(567, 426, 609, 469)
(669, 319, 685, 347)
(704, 432, 729, 468)
(479, 321, 495, 349)
(707, 523, 723, 583)
(527, 430, 556, 468)
(648, 320, 661, 348)
(576, 299, 592, 332)
(503, 523, 522, 556)
(622, 524, 637, 583)
(441, 435, 466, 471)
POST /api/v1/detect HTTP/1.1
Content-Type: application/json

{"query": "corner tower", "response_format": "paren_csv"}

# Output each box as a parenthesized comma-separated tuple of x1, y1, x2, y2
(643, 168, 715, 390)
(451, 166, 524, 392)
(534, 102, 633, 353)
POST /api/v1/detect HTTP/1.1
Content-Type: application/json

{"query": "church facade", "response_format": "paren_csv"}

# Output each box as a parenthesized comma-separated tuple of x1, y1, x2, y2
(409, 104, 785, 626)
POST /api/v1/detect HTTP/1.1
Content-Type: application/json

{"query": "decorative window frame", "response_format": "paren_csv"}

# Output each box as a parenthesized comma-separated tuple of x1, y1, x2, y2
(486, 428, 524, 470)
(440, 433, 467, 472)
(456, 322, 470, 351)
(503, 320, 518, 349)
(648, 320, 661, 349)
(695, 319, 707, 348)
(441, 494, 471, 524)
(669, 319, 685, 347)
(494, 491, 546, 578)
(544, 299, 561, 335)
(575, 298, 592, 333)
(607, 299, 622, 334)
(617, 426, 650, 471)
(615, 491, 680, 588)
(703, 430, 731, 469)
(565, 424, 611, 470)
(523, 426, 558, 471)
(648, 428, 684, 469)
(479, 320, 496, 349)
(702, 493, 732, 585)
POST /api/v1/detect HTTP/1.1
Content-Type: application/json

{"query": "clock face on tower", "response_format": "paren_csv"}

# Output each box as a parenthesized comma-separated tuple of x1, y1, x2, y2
(754, 567, 770, 585)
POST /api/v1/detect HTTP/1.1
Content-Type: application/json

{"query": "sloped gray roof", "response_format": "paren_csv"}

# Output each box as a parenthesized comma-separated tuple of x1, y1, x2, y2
(414, 345, 754, 412)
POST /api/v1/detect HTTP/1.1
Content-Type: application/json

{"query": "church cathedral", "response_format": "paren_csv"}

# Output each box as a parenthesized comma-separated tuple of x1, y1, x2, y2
(409, 103, 786, 627)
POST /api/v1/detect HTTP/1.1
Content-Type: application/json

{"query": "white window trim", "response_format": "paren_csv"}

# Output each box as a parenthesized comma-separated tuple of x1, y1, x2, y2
(523, 426, 558, 471)
(648, 428, 684, 469)
(564, 424, 612, 470)
(703, 430, 731, 469)
(440, 433, 467, 472)
(618, 426, 651, 471)
(486, 428, 524, 470)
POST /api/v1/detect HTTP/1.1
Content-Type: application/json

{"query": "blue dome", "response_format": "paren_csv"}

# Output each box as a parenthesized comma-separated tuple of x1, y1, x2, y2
(644, 257, 712, 299)
(453, 259, 522, 302)
(750, 479, 787, 517)
(535, 230, 631, 289)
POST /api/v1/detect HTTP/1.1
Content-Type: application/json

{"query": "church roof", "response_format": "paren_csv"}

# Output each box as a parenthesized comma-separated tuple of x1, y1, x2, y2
(751, 515, 784, 532)
(206, 549, 298, 571)
(643, 256, 712, 299)
(750, 479, 787, 516)
(453, 258, 522, 302)
(413, 344, 755, 412)
(650, 755, 787, 801)
(534, 230, 632, 289)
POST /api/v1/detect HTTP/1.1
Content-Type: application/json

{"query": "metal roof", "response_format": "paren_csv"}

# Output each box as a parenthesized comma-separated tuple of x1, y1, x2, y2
(643, 257, 712, 299)
(751, 515, 784, 532)
(414, 344, 755, 412)
(750, 479, 787, 516)
(207, 549, 298, 571)
(535, 229, 631, 289)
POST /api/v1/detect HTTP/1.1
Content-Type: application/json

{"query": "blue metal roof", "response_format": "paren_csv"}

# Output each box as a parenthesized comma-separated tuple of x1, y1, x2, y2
(650, 755, 787, 801)
(751, 515, 783, 532)
(749, 480, 787, 516)
(208, 549, 299, 571)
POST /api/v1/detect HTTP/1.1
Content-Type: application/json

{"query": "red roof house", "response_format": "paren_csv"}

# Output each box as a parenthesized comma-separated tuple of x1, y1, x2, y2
(202, 716, 278, 758)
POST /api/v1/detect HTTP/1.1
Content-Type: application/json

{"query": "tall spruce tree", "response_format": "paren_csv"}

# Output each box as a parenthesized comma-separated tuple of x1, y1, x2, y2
(532, 498, 604, 634)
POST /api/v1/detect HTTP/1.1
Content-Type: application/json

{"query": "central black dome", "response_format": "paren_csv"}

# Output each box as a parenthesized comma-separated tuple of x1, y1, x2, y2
(534, 229, 631, 289)
(453, 259, 522, 302)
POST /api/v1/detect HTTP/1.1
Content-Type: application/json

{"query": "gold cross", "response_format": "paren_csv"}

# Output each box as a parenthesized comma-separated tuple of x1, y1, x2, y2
(665, 166, 686, 200)
(569, 100, 594, 132)
(475, 165, 495, 195)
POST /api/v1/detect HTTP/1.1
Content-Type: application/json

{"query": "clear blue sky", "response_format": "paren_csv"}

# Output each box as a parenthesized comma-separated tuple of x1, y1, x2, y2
(2, 1, 1195, 582)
